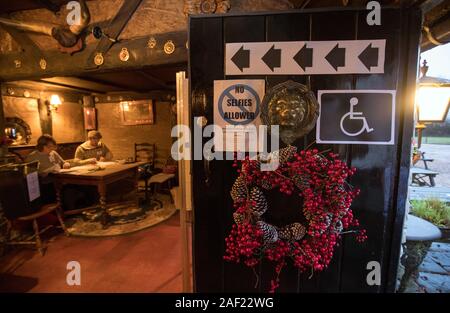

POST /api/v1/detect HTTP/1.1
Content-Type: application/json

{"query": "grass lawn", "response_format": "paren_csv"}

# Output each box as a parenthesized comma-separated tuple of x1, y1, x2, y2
(422, 137, 450, 145)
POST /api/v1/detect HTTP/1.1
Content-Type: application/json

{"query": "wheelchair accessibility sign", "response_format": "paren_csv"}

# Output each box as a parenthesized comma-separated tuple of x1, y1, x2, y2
(316, 90, 396, 145)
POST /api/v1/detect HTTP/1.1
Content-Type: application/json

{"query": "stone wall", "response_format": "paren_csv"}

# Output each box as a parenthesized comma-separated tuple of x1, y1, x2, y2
(2, 96, 84, 145)
(96, 100, 173, 167)
(2, 96, 41, 144)
(51, 101, 85, 143)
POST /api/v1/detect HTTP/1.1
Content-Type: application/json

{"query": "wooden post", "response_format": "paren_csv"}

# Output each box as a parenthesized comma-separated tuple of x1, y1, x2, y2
(176, 71, 193, 292)
(82, 95, 96, 133)
(38, 98, 52, 135)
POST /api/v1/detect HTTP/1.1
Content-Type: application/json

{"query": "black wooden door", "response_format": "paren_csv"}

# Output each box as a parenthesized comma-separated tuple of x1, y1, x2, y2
(189, 7, 421, 293)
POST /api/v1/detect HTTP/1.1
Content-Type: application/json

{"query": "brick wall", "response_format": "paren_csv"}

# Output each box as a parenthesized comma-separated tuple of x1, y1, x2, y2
(96, 101, 173, 168)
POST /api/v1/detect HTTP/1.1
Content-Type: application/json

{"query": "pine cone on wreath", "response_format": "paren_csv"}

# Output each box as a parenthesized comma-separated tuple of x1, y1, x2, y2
(233, 212, 245, 225)
(292, 174, 308, 190)
(334, 220, 343, 233)
(231, 175, 247, 202)
(278, 223, 306, 241)
(278, 145, 297, 164)
(260, 179, 273, 190)
(257, 221, 278, 244)
(304, 210, 313, 221)
(242, 159, 261, 175)
(264, 146, 297, 167)
(250, 187, 268, 217)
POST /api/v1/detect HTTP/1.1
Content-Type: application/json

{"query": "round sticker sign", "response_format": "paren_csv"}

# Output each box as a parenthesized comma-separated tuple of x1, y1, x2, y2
(218, 84, 261, 125)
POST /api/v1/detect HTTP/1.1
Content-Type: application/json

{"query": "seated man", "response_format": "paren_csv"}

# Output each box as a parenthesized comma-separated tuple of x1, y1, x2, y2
(74, 130, 113, 164)
(25, 134, 71, 205)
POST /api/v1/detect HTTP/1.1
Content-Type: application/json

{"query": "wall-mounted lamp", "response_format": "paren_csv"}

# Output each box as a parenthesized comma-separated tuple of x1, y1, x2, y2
(121, 101, 130, 112)
(47, 94, 62, 113)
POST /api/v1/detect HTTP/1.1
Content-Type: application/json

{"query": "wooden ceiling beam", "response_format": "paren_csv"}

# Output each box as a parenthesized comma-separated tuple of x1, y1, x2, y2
(86, 0, 144, 69)
(36, 0, 60, 13)
(0, 31, 188, 82)
(95, 90, 175, 103)
(73, 76, 142, 92)
(137, 71, 175, 90)
(36, 78, 107, 93)
(0, 14, 45, 66)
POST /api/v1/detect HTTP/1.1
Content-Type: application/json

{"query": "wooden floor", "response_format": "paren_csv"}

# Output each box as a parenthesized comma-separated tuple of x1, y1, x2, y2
(0, 212, 188, 292)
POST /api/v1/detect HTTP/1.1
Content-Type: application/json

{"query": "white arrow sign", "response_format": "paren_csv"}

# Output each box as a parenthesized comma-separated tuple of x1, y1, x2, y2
(225, 40, 386, 76)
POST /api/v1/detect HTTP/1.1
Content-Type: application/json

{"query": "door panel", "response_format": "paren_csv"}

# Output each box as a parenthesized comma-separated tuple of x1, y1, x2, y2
(189, 8, 421, 293)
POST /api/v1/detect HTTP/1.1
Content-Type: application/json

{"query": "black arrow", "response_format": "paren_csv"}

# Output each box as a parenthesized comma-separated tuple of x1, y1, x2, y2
(231, 46, 250, 72)
(293, 44, 313, 71)
(325, 44, 346, 71)
(262, 45, 281, 71)
(358, 43, 379, 71)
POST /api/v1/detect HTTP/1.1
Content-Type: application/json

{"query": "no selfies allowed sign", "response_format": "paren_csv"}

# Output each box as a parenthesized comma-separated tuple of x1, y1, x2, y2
(214, 80, 265, 152)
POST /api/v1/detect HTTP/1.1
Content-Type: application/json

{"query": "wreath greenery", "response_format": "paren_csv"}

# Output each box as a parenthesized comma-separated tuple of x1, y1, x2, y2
(224, 146, 367, 292)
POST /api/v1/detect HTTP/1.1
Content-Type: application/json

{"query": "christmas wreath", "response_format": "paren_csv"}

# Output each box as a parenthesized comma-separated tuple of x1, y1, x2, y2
(224, 146, 367, 292)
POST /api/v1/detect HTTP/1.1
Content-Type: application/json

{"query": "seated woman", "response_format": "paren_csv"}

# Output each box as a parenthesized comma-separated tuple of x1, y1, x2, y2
(74, 130, 113, 164)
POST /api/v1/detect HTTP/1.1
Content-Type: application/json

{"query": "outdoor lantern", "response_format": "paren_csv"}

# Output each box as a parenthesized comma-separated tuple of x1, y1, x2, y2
(416, 61, 450, 123)
(417, 86, 450, 122)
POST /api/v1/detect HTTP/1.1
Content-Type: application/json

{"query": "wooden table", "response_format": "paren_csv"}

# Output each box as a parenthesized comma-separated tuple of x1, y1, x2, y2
(52, 162, 145, 228)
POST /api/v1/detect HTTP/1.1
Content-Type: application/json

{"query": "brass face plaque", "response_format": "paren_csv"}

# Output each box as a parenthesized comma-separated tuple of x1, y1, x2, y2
(39, 58, 47, 70)
(119, 48, 130, 62)
(94, 52, 104, 66)
(164, 40, 175, 55)
(147, 37, 157, 49)
(261, 80, 319, 145)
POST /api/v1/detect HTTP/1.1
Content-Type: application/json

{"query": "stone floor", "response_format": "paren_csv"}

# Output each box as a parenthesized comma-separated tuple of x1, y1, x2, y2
(410, 186, 450, 202)
(402, 242, 450, 293)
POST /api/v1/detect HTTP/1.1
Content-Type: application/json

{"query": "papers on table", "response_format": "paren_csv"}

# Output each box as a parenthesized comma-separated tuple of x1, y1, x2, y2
(58, 161, 120, 174)
(97, 161, 117, 167)
(59, 168, 82, 173)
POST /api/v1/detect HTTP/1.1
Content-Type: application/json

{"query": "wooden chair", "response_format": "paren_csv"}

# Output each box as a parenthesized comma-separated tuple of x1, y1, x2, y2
(148, 157, 177, 205)
(0, 163, 68, 256)
(134, 143, 158, 203)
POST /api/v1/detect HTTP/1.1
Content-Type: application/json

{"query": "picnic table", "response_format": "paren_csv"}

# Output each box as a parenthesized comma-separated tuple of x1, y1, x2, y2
(411, 150, 438, 187)
(410, 167, 438, 187)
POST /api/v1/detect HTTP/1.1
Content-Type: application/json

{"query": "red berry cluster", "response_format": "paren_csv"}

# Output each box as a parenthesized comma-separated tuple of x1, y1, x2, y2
(224, 222, 263, 266)
(225, 149, 367, 292)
